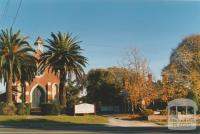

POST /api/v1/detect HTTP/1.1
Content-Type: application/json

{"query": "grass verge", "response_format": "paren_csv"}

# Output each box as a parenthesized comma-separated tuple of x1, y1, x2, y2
(0, 115, 108, 126)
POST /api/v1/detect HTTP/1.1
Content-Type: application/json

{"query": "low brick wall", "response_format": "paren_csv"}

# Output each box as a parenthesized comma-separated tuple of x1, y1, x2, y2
(148, 115, 167, 121)
(148, 114, 200, 121)
(194, 115, 200, 120)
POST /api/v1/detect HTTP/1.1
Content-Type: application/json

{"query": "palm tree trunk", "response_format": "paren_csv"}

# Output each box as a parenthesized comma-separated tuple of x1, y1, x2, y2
(59, 71, 67, 107)
(6, 74, 13, 104)
(21, 82, 26, 103)
(59, 82, 67, 107)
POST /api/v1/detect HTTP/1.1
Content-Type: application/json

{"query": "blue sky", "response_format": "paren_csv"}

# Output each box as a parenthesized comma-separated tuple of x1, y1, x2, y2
(0, 0, 200, 92)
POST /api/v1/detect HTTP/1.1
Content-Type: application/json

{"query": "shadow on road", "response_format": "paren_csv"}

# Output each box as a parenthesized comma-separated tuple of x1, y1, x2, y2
(0, 119, 200, 134)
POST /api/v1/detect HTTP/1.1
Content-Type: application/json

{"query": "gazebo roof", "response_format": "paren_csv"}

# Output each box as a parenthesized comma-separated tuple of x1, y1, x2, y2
(168, 98, 198, 110)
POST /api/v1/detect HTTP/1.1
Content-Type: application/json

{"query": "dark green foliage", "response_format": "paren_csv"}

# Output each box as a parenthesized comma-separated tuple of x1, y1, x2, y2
(187, 89, 199, 104)
(60, 105, 67, 114)
(86, 68, 124, 105)
(41, 102, 61, 115)
(159, 110, 167, 115)
(148, 99, 167, 111)
(66, 80, 82, 110)
(0, 102, 4, 113)
(16, 103, 31, 115)
(0, 102, 16, 115)
(25, 103, 31, 115)
(187, 89, 200, 112)
(0, 93, 6, 102)
(140, 108, 154, 116)
(16, 103, 26, 115)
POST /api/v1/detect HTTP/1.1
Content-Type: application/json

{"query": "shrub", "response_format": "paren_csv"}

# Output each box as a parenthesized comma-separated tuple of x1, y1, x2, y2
(159, 110, 167, 115)
(0, 102, 4, 114)
(16, 103, 26, 115)
(128, 114, 146, 120)
(141, 108, 154, 116)
(41, 102, 61, 115)
(0, 102, 17, 115)
(16, 103, 31, 115)
(25, 103, 31, 115)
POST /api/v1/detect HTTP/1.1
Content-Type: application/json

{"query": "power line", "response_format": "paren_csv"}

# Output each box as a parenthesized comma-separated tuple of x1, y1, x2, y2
(11, 0, 22, 28)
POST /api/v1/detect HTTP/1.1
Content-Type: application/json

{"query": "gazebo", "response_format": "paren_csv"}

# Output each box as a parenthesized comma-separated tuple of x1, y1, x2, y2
(167, 98, 198, 130)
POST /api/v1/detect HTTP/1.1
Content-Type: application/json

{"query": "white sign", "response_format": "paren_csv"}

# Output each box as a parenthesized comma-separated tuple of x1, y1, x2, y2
(75, 103, 95, 114)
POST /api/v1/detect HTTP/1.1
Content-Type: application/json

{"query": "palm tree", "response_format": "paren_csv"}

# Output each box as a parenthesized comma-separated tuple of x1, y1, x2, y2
(20, 58, 37, 103)
(39, 32, 87, 107)
(0, 28, 36, 104)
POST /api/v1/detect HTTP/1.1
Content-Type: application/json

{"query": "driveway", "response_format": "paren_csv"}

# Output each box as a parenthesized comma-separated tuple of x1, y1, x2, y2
(107, 116, 160, 127)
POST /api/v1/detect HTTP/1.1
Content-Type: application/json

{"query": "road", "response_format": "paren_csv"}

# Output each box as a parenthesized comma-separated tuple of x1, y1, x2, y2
(0, 117, 199, 134)
(0, 126, 200, 134)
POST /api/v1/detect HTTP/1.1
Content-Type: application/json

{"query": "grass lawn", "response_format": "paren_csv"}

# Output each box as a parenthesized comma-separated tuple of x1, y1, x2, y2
(0, 115, 108, 127)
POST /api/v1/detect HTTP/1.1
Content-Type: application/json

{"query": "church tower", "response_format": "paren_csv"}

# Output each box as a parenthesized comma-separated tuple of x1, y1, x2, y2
(34, 36, 44, 53)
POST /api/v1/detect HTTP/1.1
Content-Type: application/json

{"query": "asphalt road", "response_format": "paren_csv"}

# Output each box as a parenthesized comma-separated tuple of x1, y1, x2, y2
(0, 116, 199, 134)
(0, 125, 200, 134)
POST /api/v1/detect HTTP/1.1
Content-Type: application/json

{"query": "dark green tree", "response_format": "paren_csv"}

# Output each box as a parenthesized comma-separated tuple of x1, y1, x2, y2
(86, 68, 124, 105)
(66, 80, 82, 108)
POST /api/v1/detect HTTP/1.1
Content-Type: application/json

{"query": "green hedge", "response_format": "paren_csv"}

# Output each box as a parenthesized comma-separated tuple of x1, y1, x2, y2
(16, 103, 31, 115)
(0, 102, 17, 115)
(159, 110, 167, 115)
(141, 108, 154, 116)
(0, 102, 31, 115)
(25, 103, 31, 115)
(41, 102, 61, 115)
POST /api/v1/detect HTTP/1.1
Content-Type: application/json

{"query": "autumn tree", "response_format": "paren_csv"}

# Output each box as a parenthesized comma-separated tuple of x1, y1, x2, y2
(162, 35, 200, 104)
(121, 48, 156, 110)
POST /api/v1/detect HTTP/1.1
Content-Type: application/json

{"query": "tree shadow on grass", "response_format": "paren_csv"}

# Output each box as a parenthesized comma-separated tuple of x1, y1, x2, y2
(0, 119, 200, 134)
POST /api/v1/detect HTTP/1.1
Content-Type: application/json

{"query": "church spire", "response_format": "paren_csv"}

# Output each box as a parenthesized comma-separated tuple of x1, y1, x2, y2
(34, 36, 44, 52)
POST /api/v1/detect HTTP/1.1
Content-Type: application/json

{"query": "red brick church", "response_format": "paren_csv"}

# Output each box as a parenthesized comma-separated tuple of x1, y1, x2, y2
(14, 37, 60, 108)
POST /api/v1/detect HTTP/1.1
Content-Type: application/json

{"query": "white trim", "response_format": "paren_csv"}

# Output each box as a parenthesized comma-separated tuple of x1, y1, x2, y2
(26, 91, 29, 96)
(30, 84, 46, 103)
(25, 82, 29, 86)
(16, 84, 22, 103)
(52, 83, 58, 99)
(48, 91, 51, 95)
(47, 82, 51, 85)
(12, 82, 16, 86)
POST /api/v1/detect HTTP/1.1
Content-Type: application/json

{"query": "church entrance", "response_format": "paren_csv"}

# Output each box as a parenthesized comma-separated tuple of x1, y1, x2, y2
(32, 86, 46, 108)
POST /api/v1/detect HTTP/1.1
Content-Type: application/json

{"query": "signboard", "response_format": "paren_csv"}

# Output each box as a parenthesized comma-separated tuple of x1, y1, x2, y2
(75, 103, 95, 114)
